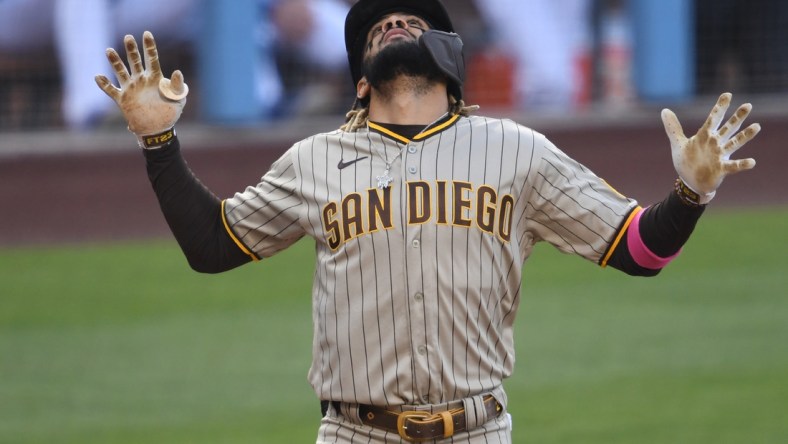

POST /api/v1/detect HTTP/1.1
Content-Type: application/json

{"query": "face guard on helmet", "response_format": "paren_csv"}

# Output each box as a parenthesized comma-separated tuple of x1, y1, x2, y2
(344, 0, 466, 102)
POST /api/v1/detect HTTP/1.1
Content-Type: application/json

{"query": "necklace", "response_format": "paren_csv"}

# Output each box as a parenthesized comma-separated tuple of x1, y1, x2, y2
(375, 148, 404, 189)
(372, 112, 451, 189)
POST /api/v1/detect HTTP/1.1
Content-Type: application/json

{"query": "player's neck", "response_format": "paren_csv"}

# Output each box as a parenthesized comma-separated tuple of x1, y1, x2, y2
(368, 77, 449, 125)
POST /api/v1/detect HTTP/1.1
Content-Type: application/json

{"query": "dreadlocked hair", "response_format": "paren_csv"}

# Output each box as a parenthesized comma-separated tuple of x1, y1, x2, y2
(339, 95, 479, 133)
(340, 99, 369, 133)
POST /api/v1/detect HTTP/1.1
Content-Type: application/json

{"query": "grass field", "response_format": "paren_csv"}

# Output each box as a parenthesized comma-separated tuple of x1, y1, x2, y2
(1, 207, 787, 443)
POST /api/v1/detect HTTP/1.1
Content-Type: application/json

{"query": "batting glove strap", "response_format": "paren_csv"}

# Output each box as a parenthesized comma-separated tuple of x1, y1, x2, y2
(137, 127, 176, 150)
(674, 178, 714, 206)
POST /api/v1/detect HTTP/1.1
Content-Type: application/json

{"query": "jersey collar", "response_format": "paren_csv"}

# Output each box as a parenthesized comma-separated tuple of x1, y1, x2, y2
(368, 113, 460, 144)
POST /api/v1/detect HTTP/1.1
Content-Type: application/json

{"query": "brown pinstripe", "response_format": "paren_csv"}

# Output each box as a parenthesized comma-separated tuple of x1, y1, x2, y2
(223, 115, 636, 410)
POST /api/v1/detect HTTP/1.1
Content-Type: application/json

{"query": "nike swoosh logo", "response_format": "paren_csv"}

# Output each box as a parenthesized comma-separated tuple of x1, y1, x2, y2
(337, 156, 369, 170)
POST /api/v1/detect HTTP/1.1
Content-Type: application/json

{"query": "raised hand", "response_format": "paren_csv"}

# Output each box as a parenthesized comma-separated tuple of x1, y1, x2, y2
(95, 31, 188, 148)
(661, 92, 760, 204)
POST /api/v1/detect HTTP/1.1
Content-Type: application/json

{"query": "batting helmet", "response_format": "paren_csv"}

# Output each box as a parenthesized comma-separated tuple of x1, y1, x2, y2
(344, 0, 464, 100)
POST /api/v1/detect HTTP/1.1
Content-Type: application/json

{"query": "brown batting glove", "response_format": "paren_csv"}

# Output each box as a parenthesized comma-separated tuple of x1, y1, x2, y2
(95, 31, 188, 149)
(661, 92, 760, 205)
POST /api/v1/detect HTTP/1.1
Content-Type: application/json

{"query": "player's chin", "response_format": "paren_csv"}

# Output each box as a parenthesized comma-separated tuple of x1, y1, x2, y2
(371, 38, 416, 58)
(383, 34, 414, 46)
(363, 39, 441, 88)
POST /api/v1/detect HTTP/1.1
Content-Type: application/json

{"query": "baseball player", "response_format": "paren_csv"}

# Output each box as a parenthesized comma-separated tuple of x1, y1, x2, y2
(95, 0, 760, 442)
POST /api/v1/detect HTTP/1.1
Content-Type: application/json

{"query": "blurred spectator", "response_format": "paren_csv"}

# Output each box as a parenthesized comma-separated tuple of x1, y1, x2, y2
(0, 0, 349, 131)
(593, 0, 635, 107)
(473, 0, 593, 111)
(267, 0, 352, 117)
(0, 0, 197, 130)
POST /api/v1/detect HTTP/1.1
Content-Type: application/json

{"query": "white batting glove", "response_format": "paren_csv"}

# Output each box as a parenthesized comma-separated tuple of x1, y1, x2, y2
(95, 31, 188, 149)
(661, 92, 760, 205)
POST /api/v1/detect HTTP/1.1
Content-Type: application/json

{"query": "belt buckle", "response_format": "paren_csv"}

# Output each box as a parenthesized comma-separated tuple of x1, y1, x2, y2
(396, 410, 433, 442)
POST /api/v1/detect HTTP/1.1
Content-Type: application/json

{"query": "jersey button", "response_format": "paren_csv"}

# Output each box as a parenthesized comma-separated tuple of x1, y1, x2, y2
(414, 292, 424, 301)
(412, 240, 420, 249)
(408, 146, 418, 154)
(417, 345, 427, 355)
(408, 166, 418, 174)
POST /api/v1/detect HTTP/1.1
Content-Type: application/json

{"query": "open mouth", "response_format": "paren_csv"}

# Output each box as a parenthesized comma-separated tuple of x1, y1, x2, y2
(382, 28, 412, 44)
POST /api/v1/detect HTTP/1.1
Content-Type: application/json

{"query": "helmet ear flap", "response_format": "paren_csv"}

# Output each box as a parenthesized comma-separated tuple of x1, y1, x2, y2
(419, 30, 465, 100)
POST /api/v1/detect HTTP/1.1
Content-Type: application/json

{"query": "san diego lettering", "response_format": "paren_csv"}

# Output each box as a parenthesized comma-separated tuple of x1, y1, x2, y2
(322, 181, 515, 250)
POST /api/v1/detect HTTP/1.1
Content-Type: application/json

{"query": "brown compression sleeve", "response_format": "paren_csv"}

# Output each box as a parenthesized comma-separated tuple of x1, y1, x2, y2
(144, 138, 254, 273)
(605, 190, 705, 276)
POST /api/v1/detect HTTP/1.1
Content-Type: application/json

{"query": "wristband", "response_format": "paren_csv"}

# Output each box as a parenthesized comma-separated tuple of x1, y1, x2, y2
(137, 127, 176, 150)
(674, 178, 714, 207)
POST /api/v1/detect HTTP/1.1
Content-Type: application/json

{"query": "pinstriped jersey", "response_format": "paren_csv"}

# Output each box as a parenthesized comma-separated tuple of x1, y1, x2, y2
(223, 114, 638, 406)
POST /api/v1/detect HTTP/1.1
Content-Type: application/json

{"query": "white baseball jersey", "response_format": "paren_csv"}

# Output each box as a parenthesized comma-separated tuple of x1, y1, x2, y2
(223, 114, 638, 406)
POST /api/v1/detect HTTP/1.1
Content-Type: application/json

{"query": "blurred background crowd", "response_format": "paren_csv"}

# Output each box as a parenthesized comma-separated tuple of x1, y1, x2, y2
(0, 0, 786, 132)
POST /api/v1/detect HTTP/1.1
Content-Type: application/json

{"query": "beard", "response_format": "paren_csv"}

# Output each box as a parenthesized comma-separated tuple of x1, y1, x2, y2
(362, 40, 446, 99)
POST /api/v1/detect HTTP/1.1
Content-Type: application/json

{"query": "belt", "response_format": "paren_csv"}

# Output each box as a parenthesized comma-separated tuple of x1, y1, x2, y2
(339, 395, 501, 442)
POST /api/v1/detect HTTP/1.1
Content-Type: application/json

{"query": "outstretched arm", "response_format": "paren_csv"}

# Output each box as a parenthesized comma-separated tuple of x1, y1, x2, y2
(144, 138, 254, 273)
(95, 31, 253, 273)
(605, 93, 760, 276)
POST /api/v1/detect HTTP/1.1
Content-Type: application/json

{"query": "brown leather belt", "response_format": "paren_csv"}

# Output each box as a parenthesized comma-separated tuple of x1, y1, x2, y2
(354, 395, 501, 442)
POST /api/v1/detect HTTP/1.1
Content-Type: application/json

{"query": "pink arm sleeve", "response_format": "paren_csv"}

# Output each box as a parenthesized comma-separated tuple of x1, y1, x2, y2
(626, 208, 681, 270)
